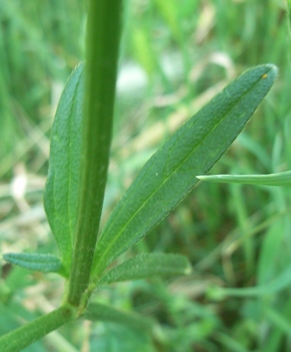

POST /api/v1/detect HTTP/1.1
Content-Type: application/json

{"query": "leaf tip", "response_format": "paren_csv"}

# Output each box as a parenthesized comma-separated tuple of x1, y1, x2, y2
(262, 63, 278, 80)
(196, 175, 209, 180)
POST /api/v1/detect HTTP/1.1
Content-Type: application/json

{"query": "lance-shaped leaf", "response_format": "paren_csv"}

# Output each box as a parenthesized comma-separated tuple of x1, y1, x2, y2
(92, 64, 277, 279)
(83, 302, 152, 331)
(197, 170, 291, 186)
(2, 253, 65, 276)
(98, 253, 191, 285)
(43, 64, 84, 271)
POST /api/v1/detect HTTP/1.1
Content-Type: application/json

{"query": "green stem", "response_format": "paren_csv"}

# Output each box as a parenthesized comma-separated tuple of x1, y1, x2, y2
(0, 305, 75, 352)
(67, 0, 123, 307)
(287, 0, 291, 59)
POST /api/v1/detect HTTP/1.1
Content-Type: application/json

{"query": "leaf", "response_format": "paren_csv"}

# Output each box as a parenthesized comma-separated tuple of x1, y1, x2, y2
(2, 253, 65, 276)
(209, 263, 291, 298)
(92, 64, 277, 279)
(87, 322, 154, 352)
(43, 63, 84, 271)
(99, 253, 191, 285)
(153, 0, 182, 43)
(83, 302, 152, 331)
(197, 170, 291, 186)
(257, 220, 285, 285)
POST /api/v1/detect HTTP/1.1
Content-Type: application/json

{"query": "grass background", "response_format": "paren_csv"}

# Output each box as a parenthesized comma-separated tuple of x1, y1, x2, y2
(1, 0, 291, 351)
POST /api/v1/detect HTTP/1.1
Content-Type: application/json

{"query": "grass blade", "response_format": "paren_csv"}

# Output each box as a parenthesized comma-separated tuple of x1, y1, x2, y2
(197, 170, 291, 186)
(209, 263, 291, 298)
(92, 64, 277, 279)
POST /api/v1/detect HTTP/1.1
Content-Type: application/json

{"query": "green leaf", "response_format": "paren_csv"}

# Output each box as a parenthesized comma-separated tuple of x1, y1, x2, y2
(197, 170, 291, 186)
(99, 253, 191, 285)
(257, 221, 285, 285)
(153, 0, 182, 43)
(92, 64, 277, 279)
(209, 263, 291, 298)
(2, 253, 65, 276)
(83, 302, 152, 331)
(89, 324, 154, 352)
(265, 306, 291, 337)
(43, 64, 84, 272)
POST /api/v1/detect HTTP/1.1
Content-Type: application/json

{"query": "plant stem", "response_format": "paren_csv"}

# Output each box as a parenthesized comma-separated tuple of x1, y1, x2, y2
(0, 305, 75, 352)
(67, 0, 123, 307)
(287, 0, 291, 58)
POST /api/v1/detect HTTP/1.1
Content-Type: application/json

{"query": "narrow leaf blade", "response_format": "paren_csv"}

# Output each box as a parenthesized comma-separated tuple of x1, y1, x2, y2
(92, 64, 277, 278)
(2, 253, 65, 276)
(99, 253, 191, 285)
(83, 302, 152, 331)
(43, 64, 84, 271)
(197, 170, 291, 186)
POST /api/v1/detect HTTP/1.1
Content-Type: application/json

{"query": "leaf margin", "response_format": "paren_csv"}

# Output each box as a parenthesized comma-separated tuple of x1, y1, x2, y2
(91, 64, 278, 280)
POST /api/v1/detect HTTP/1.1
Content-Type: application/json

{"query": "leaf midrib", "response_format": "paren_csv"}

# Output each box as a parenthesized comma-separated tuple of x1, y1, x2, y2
(93, 68, 272, 277)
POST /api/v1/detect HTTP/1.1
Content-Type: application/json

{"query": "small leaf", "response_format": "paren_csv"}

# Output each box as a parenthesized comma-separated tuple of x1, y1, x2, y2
(83, 302, 152, 331)
(2, 253, 65, 276)
(197, 170, 291, 186)
(92, 64, 277, 279)
(43, 64, 84, 271)
(99, 253, 191, 285)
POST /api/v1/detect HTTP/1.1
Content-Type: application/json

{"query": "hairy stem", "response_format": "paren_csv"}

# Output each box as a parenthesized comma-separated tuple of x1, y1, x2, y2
(0, 305, 75, 352)
(67, 0, 123, 306)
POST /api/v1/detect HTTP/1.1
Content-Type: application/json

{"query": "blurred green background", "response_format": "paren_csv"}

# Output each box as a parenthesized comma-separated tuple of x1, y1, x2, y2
(1, 0, 291, 351)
